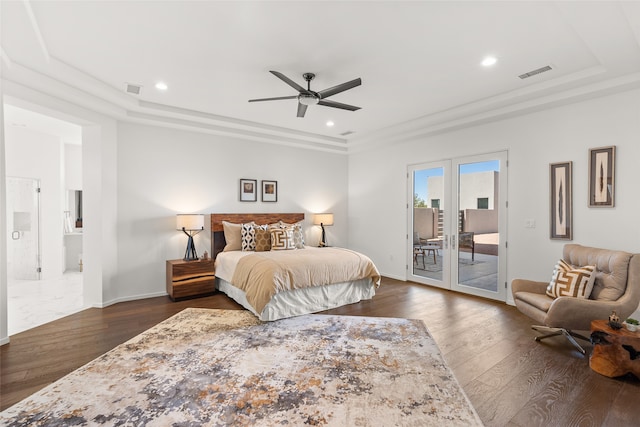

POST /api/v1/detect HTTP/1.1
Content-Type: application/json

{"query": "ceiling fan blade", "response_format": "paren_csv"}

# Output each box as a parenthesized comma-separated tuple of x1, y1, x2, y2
(317, 99, 361, 111)
(317, 78, 361, 99)
(297, 102, 308, 118)
(248, 95, 297, 103)
(270, 71, 311, 94)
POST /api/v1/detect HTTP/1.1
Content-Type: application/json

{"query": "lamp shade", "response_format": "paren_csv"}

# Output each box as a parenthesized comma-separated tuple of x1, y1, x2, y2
(313, 213, 334, 226)
(176, 214, 204, 231)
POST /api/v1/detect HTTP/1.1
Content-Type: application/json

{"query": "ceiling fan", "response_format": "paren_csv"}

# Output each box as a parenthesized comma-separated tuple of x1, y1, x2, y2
(249, 71, 362, 118)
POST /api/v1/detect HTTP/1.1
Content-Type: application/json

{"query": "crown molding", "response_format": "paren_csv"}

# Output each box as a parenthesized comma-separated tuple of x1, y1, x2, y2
(1, 56, 349, 154)
(3, 53, 639, 156)
(347, 71, 640, 153)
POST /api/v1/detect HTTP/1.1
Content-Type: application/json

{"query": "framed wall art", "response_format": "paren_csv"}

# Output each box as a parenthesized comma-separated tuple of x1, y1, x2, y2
(261, 180, 278, 202)
(550, 161, 572, 240)
(239, 179, 257, 202)
(589, 146, 615, 208)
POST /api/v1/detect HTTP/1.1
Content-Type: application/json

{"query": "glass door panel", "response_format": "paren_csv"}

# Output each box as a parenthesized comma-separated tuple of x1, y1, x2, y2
(452, 152, 507, 301)
(6, 177, 41, 280)
(409, 161, 451, 289)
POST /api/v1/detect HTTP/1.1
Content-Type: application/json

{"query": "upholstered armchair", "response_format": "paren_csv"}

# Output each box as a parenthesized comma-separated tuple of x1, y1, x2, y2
(512, 244, 640, 354)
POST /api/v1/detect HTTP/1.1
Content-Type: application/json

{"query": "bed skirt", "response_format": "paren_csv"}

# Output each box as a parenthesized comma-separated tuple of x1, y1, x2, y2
(216, 277, 376, 321)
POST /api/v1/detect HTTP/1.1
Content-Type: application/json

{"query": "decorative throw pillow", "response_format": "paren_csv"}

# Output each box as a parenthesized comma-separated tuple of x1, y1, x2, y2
(255, 227, 272, 252)
(222, 221, 243, 252)
(270, 228, 295, 250)
(241, 223, 266, 251)
(546, 259, 596, 299)
(279, 221, 305, 249)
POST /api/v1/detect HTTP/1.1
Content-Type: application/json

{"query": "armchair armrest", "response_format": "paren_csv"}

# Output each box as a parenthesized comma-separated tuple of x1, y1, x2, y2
(512, 278, 548, 296)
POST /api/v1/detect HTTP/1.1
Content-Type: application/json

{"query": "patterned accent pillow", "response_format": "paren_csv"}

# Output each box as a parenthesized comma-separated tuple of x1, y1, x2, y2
(546, 259, 596, 299)
(241, 223, 266, 251)
(255, 227, 272, 252)
(279, 221, 305, 249)
(270, 228, 295, 250)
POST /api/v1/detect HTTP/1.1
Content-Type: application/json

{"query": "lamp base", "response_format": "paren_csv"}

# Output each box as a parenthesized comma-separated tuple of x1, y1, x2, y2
(318, 223, 328, 247)
(182, 229, 200, 261)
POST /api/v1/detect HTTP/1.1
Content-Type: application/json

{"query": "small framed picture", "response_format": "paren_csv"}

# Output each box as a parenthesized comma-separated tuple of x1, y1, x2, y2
(550, 161, 572, 240)
(589, 146, 615, 208)
(239, 179, 257, 202)
(261, 180, 278, 202)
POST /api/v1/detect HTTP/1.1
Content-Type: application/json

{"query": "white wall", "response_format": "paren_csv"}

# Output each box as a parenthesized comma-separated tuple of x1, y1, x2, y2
(65, 144, 82, 191)
(349, 89, 640, 317)
(5, 126, 64, 280)
(0, 91, 8, 345)
(114, 123, 348, 303)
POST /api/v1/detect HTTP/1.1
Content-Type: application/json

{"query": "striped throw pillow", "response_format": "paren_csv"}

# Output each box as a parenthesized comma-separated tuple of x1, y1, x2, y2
(546, 259, 596, 299)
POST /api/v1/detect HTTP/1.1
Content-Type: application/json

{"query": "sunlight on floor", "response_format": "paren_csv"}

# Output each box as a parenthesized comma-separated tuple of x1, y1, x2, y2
(7, 272, 84, 336)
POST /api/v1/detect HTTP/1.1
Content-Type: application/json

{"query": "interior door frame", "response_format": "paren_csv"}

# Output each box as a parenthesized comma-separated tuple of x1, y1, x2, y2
(407, 151, 508, 302)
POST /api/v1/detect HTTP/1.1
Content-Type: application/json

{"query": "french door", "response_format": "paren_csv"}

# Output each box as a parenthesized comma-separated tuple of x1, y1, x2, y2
(408, 151, 507, 301)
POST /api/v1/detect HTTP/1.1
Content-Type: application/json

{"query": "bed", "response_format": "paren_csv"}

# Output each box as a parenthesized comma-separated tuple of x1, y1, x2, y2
(211, 213, 380, 321)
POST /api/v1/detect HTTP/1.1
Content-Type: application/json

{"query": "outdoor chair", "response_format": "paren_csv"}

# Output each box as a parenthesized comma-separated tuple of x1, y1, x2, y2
(413, 232, 437, 267)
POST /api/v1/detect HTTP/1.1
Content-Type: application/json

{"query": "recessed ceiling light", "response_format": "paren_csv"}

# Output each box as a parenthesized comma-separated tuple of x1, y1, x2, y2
(481, 56, 497, 67)
(326, 121, 334, 127)
(155, 82, 168, 91)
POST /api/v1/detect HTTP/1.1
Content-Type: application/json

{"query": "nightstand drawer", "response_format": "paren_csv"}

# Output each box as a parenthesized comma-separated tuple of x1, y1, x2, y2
(166, 259, 215, 301)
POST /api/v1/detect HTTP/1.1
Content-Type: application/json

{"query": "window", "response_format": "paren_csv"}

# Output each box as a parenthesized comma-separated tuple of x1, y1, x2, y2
(477, 198, 489, 209)
(431, 199, 440, 209)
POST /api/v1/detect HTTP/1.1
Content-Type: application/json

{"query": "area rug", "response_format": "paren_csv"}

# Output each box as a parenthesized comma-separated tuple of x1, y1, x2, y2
(1, 308, 482, 426)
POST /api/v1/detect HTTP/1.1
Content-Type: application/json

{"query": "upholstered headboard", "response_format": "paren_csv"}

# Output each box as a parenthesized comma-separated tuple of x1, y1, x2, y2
(210, 213, 305, 259)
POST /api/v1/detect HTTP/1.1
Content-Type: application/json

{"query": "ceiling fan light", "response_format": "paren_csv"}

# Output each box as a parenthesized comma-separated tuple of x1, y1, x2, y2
(299, 94, 319, 106)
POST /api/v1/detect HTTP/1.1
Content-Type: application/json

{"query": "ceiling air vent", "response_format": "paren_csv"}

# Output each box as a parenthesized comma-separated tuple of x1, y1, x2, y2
(518, 65, 553, 80)
(125, 83, 142, 95)
(340, 130, 355, 136)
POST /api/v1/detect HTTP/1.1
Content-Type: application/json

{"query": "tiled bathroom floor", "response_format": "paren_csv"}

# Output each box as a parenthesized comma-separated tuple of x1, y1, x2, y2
(7, 272, 84, 336)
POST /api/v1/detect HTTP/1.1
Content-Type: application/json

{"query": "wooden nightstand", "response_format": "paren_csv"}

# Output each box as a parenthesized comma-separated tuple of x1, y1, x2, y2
(166, 258, 215, 301)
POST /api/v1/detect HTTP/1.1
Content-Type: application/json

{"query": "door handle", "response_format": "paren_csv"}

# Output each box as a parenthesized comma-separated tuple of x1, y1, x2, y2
(12, 231, 20, 240)
(444, 235, 448, 249)
(452, 235, 457, 250)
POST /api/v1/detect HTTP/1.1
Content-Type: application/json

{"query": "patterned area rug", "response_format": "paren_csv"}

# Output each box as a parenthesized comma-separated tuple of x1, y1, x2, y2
(1, 308, 482, 426)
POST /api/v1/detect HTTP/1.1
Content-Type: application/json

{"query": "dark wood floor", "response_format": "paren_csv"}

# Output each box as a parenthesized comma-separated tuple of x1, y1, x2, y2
(2, 278, 639, 425)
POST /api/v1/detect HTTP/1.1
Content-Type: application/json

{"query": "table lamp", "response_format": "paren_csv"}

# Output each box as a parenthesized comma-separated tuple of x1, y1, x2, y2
(313, 213, 334, 247)
(176, 214, 204, 261)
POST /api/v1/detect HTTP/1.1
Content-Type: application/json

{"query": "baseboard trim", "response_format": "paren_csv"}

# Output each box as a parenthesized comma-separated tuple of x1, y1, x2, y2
(384, 273, 407, 281)
(93, 291, 168, 309)
(0, 336, 10, 346)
